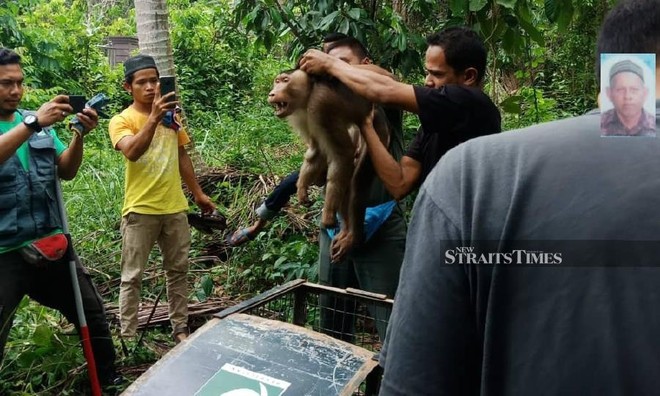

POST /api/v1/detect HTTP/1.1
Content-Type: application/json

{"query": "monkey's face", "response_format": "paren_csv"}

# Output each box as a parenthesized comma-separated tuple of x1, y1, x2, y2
(268, 70, 311, 118)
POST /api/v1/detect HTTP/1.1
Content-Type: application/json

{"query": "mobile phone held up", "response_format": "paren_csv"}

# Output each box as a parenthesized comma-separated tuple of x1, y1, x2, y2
(68, 95, 87, 114)
(160, 76, 176, 103)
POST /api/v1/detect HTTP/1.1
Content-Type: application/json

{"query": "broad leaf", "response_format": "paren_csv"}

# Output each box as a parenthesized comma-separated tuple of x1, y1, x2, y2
(32, 325, 52, 348)
(497, 0, 518, 9)
(449, 0, 467, 17)
(319, 10, 339, 30)
(500, 95, 523, 114)
(469, 0, 488, 12)
(544, 0, 560, 22)
(518, 17, 544, 46)
(556, 0, 574, 31)
(348, 8, 361, 20)
(339, 18, 350, 34)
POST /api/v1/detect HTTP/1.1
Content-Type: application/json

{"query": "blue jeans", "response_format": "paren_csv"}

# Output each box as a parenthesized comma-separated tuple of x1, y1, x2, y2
(256, 171, 299, 220)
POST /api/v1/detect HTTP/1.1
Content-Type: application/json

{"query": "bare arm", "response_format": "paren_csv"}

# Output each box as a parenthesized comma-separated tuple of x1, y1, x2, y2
(115, 91, 176, 161)
(178, 145, 216, 214)
(354, 63, 396, 79)
(0, 95, 72, 164)
(300, 49, 419, 113)
(56, 133, 83, 180)
(0, 124, 33, 164)
(361, 110, 421, 200)
(57, 107, 99, 180)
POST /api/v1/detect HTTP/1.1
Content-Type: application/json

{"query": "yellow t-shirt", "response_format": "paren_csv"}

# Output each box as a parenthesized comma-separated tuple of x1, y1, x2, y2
(108, 106, 191, 217)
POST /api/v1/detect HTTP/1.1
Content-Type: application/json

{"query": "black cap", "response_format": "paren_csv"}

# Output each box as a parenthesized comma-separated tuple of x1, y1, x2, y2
(609, 59, 644, 82)
(123, 54, 158, 79)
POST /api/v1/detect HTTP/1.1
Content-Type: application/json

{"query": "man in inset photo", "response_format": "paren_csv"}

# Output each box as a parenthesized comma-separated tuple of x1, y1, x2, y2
(600, 55, 656, 136)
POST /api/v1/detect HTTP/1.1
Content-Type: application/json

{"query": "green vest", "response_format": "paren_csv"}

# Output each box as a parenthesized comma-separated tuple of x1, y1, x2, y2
(0, 120, 63, 248)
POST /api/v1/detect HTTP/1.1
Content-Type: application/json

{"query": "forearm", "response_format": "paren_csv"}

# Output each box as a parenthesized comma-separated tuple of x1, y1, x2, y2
(57, 134, 84, 180)
(178, 148, 204, 199)
(354, 64, 395, 79)
(0, 124, 33, 164)
(120, 117, 159, 161)
(362, 124, 414, 200)
(328, 61, 395, 103)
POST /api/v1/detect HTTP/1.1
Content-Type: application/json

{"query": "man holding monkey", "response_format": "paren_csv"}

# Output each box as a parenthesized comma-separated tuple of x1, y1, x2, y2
(0, 47, 120, 388)
(108, 54, 216, 343)
(307, 36, 407, 342)
(300, 26, 501, 199)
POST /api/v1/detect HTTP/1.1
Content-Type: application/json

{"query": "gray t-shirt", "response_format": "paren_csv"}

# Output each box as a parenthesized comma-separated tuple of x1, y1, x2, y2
(380, 102, 660, 395)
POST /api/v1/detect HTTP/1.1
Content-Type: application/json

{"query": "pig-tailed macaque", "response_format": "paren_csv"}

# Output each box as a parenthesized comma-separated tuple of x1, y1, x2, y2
(268, 69, 390, 261)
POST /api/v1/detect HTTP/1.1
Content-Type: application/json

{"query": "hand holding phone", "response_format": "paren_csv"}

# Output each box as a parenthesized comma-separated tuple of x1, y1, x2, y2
(68, 95, 87, 114)
(160, 76, 176, 103)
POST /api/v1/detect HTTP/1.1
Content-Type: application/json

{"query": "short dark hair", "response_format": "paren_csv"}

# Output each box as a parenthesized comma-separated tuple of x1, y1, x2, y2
(426, 27, 487, 84)
(596, 0, 660, 75)
(322, 32, 349, 45)
(0, 48, 21, 66)
(324, 36, 370, 59)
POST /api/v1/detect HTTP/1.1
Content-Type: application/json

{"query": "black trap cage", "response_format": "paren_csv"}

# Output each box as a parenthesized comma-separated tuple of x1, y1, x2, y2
(122, 280, 393, 396)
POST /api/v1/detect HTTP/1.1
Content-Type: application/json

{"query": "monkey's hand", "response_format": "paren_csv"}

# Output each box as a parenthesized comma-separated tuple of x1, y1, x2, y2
(331, 230, 355, 263)
(360, 106, 376, 137)
(299, 49, 337, 75)
(297, 187, 312, 207)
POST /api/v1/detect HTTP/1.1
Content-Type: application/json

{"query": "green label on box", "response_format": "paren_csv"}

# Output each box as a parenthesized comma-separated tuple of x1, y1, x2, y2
(195, 363, 291, 396)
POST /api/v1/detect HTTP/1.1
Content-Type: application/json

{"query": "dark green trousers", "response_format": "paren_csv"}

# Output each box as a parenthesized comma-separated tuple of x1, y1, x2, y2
(318, 207, 406, 343)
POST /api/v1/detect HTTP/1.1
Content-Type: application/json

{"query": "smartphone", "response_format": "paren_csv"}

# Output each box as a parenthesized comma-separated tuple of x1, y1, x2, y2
(160, 76, 176, 102)
(68, 95, 87, 113)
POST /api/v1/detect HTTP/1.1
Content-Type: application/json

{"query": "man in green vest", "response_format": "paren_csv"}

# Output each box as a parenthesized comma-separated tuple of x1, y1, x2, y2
(0, 48, 120, 388)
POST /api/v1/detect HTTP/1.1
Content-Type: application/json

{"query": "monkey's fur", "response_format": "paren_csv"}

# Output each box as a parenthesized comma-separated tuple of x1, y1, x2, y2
(268, 69, 390, 261)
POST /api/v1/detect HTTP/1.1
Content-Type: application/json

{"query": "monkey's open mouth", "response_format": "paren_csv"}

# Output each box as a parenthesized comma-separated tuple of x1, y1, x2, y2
(273, 102, 289, 117)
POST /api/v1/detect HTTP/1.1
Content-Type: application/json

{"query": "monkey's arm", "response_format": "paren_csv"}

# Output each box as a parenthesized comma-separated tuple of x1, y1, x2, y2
(300, 49, 418, 113)
(361, 113, 421, 200)
(178, 145, 216, 214)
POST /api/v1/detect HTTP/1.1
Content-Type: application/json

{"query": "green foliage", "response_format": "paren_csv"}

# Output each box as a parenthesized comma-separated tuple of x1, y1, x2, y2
(0, 299, 87, 394)
(170, 1, 264, 116)
(231, 0, 606, 125)
(232, 0, 433, 73)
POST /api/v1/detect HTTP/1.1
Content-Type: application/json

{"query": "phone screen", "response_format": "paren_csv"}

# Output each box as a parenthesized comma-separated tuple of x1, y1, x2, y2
(68, 95, 86, 113)
(160, 76, 176, 102)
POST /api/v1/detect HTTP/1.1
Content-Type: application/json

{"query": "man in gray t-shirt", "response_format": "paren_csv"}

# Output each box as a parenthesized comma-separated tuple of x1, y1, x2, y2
(380, 1, 660, 394)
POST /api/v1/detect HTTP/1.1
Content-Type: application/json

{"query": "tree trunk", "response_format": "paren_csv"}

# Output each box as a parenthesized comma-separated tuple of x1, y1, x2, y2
(134, 0, 176, 76)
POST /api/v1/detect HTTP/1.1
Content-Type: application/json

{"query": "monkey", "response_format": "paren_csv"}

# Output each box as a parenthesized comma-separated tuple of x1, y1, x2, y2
(267, 69, 390, 262)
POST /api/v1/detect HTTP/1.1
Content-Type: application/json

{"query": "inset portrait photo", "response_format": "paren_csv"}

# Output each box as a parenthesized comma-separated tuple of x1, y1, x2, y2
(600, 53, 656, 137)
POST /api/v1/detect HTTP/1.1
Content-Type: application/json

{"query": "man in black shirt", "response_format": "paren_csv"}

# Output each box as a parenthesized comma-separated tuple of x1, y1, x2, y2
(300, 27, 501, 199)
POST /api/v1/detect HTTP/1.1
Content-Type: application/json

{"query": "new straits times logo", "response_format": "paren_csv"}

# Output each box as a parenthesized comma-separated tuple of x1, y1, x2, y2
(445, 247, 563, 265)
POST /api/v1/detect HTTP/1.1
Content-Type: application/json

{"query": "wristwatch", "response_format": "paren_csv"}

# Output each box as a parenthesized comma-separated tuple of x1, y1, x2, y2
(23, 114, 42, 133)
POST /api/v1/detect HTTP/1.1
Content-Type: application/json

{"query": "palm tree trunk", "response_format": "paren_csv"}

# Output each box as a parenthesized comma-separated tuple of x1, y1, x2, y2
(134, 0, 175, 76)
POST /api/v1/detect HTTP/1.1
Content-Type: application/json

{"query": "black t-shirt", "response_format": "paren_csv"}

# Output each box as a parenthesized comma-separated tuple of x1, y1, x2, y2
(406, 85, 501, 185)
(361, 105, 406, 207)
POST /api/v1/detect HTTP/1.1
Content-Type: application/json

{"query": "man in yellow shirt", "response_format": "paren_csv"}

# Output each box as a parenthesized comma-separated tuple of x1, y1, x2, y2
(108, 54, 215, 343)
